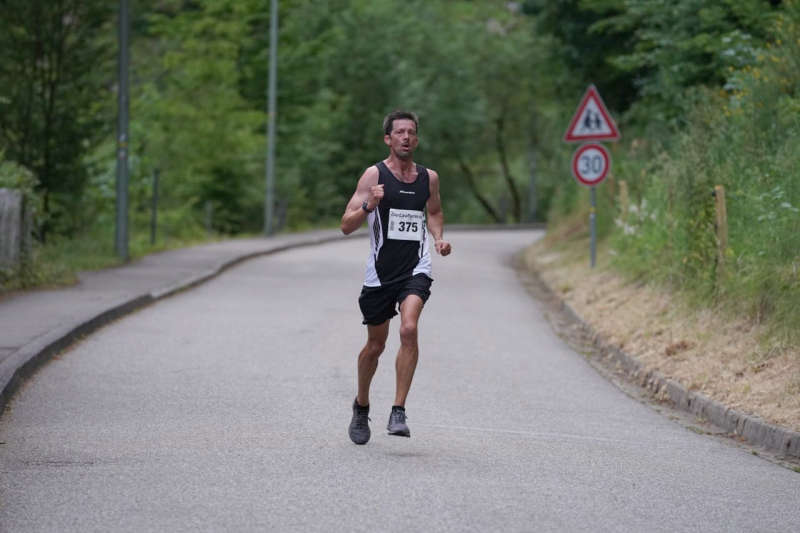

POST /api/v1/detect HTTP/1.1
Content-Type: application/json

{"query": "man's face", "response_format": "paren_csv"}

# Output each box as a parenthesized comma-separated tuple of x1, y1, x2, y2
(384, 119, 418, 160)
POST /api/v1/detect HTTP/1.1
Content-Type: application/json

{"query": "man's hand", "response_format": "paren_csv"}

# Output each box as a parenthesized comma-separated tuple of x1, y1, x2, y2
(435, 239, 452, 256)
(367, 184, 384, 210)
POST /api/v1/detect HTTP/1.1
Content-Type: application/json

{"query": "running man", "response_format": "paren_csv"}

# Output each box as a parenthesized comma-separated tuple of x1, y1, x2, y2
(340, 110, 452, 445)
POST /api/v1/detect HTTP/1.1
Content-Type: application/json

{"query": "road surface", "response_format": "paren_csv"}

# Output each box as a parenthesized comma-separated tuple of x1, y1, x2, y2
(1, 230, 798, 532)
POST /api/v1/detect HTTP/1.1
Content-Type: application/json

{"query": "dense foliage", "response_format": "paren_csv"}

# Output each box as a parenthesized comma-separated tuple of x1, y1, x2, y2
(1, 0, 798, 344)
(604, 1, 800, 343)
(0, 0, 114, 239)
(536, 0, 798, 342)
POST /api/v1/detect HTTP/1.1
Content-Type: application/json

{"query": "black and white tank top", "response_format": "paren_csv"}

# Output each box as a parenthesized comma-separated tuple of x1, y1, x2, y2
(363, 161, 432, 287)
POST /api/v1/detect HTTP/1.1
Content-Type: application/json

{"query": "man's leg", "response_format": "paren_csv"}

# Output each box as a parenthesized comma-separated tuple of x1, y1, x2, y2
(350, 321, 389, 445)
(394, 295, 424, 407)
(357, 321, 389, 407)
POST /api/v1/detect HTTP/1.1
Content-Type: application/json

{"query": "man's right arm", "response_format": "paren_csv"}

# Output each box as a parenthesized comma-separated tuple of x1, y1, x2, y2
(340, 166, 381, 235)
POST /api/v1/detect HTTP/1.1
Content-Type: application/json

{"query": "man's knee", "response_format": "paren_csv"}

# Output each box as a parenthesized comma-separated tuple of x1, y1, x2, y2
(399, 322, 418, 346)
(365, 339, 386, 357)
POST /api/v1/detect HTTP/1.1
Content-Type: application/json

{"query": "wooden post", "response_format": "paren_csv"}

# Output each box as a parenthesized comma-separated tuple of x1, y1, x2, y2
(619, 180, 629, 222)
(714, 185, 728, 278)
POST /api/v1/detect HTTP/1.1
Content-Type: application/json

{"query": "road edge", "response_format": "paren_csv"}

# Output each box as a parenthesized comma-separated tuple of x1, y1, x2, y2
(517, 253, 800, 461)
(0, 231, 359, 416)
(1, 225, 544, 418)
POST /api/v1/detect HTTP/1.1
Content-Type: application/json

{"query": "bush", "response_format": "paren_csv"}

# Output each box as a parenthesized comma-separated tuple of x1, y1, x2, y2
(607, 4, 800, 342)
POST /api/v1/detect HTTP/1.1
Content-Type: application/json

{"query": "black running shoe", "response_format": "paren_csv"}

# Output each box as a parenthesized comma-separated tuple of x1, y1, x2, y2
(387, 406, 410, 437)
(348, 398, 371, 445)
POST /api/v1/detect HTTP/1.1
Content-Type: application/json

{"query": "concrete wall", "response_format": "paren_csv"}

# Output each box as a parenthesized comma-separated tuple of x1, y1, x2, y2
(0, 188, 25, 268)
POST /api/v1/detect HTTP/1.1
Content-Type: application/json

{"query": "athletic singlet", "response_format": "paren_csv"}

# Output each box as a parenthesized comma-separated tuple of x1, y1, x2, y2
(363, 161, 432, 287)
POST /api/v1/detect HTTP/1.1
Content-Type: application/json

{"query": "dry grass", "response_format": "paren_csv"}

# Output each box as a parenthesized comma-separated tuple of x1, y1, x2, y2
(524, 237, 800, 433)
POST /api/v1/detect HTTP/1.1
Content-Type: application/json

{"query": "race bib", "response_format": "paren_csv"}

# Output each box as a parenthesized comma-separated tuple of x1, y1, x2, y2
(387, 209, 424, 241)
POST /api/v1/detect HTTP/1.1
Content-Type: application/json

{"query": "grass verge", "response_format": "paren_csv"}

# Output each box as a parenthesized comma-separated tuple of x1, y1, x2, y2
(525, 228, 800, 434)
(0, 226, 220, 294)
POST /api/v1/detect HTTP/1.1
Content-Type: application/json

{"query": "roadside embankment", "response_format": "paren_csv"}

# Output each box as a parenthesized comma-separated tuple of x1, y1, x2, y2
(522, 234, 800, 460)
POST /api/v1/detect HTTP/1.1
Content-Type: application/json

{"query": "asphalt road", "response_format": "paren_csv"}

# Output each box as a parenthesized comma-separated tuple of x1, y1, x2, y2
(1, 230, 798, 532)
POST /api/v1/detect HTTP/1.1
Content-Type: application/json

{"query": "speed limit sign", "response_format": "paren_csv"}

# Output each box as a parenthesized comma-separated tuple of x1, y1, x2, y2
(571, 143, 611, 186)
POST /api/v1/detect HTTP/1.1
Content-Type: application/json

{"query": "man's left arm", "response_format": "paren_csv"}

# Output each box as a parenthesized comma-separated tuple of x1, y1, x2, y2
(427, 170, 452, 256)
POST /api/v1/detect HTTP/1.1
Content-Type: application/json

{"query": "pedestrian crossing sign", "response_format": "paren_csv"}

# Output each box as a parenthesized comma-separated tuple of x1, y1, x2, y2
(563, 84, 621, 143)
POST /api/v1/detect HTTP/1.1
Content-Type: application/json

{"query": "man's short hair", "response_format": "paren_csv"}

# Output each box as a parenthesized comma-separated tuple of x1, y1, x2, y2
(383, 110, 419, 136)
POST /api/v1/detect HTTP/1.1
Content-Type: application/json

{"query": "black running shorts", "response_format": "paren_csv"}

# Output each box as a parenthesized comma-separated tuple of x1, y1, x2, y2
(358, 274, 433, 326)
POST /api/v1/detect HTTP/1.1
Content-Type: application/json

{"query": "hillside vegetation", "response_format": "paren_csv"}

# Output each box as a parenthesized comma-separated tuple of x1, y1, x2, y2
(1, 0, 798, 354)
(544, 0, 800, 346)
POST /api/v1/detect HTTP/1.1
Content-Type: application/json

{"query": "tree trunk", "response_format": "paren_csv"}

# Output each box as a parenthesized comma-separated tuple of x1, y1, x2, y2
(441, 132, 502, 223)
(526, 111, 538, 222)
(495, 112, 521, 222)
(456, 156, 502, 223)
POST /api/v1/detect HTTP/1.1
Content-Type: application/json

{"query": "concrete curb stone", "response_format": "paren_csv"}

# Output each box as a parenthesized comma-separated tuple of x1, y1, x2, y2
(0, 295, 152, 413)
(0, 230, 360, 414)
(557, 296, 800, 459)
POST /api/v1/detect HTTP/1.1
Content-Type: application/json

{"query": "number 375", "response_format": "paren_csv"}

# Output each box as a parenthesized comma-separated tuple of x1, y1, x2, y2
(398, 221, 418, 232)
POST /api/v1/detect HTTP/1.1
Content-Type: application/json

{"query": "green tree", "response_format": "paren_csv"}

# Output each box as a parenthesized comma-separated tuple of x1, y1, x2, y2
(130, 0, 265, 235)
(0, 0, 114, 238)
(601, 0, 777, 122)
(522, 0, 639, 113)
(236, 0, 555, 226)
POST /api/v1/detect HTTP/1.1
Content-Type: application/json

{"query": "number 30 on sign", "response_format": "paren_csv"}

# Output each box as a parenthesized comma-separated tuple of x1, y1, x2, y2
(571, 143, 611, 186)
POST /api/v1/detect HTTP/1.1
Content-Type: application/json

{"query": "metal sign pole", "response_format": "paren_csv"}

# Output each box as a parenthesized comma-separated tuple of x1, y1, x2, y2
(264, 0, 278, 236)
(564, 85, 620, 269)
(590, 186, 597, 268)
(115, 0, 130, 260)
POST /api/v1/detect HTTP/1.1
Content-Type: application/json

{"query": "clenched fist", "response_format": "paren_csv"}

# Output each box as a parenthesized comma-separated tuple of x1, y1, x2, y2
(367, 184, 384, 210)
(435, 239, 452, 256)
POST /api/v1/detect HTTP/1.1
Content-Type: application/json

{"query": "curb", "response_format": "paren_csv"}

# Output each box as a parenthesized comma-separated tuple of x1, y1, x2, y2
(0, 224, 538, 417)
(551, 279, 800, 460)
(0, 231, 359, 415)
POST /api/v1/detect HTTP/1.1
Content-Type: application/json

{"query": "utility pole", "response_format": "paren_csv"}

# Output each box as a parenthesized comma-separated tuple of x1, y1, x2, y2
(264, 0, 278, 235)
(115, 0, 130, 260)
(151, 168, 159, 245)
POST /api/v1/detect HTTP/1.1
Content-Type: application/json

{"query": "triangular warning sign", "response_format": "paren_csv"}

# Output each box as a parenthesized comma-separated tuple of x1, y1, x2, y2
(563, 85, 621, 143)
